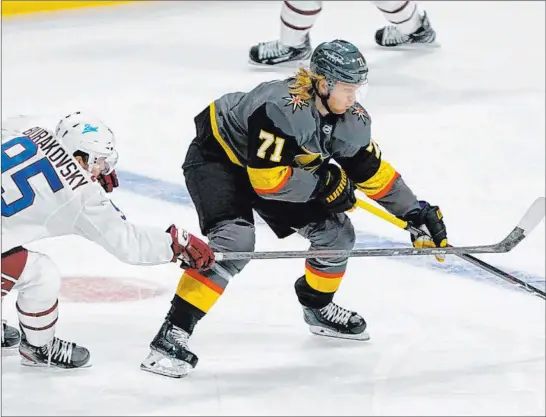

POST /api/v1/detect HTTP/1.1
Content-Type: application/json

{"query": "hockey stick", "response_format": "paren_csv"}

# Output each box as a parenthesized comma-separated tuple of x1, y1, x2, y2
(214, 197, 545, 263)
(354, 197, 546, 300)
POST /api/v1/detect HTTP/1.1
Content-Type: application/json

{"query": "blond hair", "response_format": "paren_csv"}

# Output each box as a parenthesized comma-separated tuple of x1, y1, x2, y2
(288, 68, 324, 100)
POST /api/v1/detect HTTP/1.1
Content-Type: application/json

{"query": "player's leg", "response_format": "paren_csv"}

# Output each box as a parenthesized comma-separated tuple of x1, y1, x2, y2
(141, 160, 255, 378)
(141, 115, 256, 378)
(1, 247, 90, 368)
(256, 201, 369, 340)
(249, 1, 322, 66)
(372, 1, 437, 47)
(296, 213, 369, 340)
(2, 248, 23, 350)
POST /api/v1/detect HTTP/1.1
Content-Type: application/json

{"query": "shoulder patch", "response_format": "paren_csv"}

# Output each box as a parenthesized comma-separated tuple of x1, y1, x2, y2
(282, 94, 310, 113)
(350, 104, 370, 125)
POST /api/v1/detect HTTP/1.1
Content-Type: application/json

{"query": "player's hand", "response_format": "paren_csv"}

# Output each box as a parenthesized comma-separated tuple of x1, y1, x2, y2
(97, 170, 119, 193)
(402, 201, 448, 262)
(168, 225, 215, 271)
(315, 164, 356, 213)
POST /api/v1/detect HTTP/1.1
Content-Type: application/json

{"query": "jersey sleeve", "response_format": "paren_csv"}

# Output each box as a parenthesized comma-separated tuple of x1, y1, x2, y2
(335, 139, 420, 217)
(246, 101, 319, 202)
(72, 187, 175, 265)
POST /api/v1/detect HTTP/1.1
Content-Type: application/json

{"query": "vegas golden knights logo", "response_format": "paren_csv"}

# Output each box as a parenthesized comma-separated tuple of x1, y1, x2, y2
(294, 146, 323, 173)
(282, 94, 309, 113)
(351, 104, 369, 125)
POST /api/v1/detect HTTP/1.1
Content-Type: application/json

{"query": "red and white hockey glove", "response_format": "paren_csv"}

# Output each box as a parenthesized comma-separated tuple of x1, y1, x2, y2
(97, 170, 119, 193)
(168, 225, 215, 271)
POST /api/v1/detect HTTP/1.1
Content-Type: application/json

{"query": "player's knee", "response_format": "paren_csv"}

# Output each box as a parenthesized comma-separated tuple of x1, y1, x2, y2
(336, 215, 356, 251)
(207, 218, 256, 275)
(18, 252, 61, 304)
(311, 214, 356, 251)
(1, 247, 29, 296)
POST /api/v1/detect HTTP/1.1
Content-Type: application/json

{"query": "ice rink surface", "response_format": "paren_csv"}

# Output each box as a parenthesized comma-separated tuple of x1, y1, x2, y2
(1, 1, 545, 415)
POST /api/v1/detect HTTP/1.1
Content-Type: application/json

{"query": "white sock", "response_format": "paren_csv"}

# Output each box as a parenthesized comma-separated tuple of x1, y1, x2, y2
(280, 1, 322, 47)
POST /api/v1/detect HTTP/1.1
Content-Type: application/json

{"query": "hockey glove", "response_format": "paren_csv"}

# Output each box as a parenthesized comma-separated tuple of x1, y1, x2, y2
(402, 201, 448, 262)
(97, 170, 119, 193)
(168, 225, 215, 271)
(315, 164, 357, 213)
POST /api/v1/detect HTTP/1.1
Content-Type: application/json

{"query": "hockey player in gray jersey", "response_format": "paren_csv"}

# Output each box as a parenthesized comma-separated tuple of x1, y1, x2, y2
(141, 39, 448, 378)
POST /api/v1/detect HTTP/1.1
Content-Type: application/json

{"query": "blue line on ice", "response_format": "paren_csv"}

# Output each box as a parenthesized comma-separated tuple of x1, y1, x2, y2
(117, 170, 545, 293)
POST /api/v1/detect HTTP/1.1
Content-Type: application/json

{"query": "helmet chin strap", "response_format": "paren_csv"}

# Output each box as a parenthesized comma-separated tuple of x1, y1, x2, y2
(319, 93, 334, 115)
(313, 79, 336, 115)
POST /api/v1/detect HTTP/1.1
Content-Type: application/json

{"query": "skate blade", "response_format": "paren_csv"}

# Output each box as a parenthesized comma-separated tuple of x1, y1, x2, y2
(308, 325, 371, 341)
(140, 351, 191, 378)
(376, 41, 441, 51)
(20, 356, 92, 369)
(247, 57, 310, 70)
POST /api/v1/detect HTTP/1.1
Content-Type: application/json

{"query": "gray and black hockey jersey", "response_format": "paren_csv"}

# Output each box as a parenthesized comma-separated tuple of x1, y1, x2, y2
(208, 78, 420, 217)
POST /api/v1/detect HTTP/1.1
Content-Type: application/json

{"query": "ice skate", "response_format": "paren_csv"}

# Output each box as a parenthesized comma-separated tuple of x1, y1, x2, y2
(2, 321, 21, 350)
(141, 320, 198, 378)
(375, 11, 438, 48)
(303, 302, 370, 341)
(19, 330, 91, 369)
(249, 34, 312, 66)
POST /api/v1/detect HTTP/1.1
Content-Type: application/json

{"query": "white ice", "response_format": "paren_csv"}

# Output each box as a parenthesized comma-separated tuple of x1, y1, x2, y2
(1, 1, 545, 415)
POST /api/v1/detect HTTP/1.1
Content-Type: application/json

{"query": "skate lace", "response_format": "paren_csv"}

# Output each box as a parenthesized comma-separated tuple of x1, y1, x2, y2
(46, 338, 74, 366)
(319, 303, 353, 326)
(259, 40, 289, 59)
(383, 25, 409, 45)
(171, 327, 189, 348)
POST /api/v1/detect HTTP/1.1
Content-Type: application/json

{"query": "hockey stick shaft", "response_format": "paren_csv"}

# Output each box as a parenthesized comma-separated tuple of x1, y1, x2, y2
(214, 227, 522, 260)
(214, 237, 519, 261)
(452, 251, 545, 299)
(354, 198, 546, 299)
(214, 197, 544, 262)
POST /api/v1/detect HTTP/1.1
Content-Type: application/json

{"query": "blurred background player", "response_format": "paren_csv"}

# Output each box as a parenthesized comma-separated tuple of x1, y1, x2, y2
(141, 39, 447, 378)
(249, 1, 437, 66)
(1, 112, 215, 368)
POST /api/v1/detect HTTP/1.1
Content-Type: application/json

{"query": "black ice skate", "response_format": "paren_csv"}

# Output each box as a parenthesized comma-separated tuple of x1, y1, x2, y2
(303, 302, 370, 341)
(140, 320, 198, 378)
(375, 11, 437, 48)
(249, 34, 312, 66)
(19, 330, 91, 368)
(2, 321, 21, 350)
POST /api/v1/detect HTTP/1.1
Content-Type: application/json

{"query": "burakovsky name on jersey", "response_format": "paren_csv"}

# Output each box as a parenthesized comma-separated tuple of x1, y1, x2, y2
(22, 126, 89, 191)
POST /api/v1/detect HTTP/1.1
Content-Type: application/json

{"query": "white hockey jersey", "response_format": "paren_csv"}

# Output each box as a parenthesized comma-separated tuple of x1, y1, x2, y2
(1, 119, 174, 265)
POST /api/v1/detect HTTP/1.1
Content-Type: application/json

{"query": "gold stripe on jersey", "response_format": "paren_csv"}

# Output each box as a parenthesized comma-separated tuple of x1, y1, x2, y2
(247, 165, 292, 195)
(209, 103, 243, 167)
(175, 269, 224, 313)
(305, 263, 344, 293)
(356, 160, 400, 200)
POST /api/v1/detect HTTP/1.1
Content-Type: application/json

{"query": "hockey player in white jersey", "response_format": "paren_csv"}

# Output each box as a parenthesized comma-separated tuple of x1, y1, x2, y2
(1, 112, 215, 369)
(249, 1, 437, 66)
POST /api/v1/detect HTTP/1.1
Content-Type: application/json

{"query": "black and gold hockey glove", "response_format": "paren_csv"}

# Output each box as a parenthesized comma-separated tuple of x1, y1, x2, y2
(402, 201, 448, 262)
(315, 164, 357, 213)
